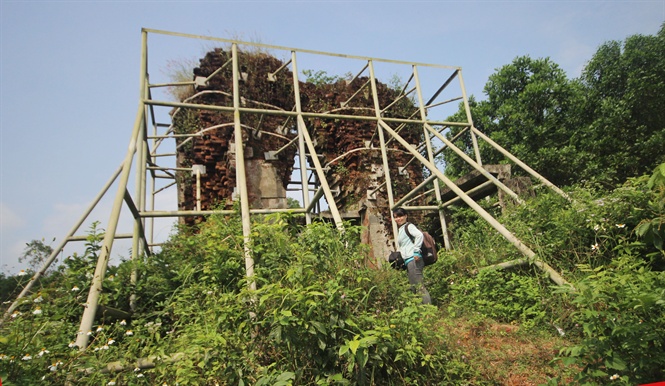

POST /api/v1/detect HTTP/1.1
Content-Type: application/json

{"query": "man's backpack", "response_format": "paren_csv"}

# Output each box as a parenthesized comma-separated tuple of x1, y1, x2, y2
(404, 222, 438, 266)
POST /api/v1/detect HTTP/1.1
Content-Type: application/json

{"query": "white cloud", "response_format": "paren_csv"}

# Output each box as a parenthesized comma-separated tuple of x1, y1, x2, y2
(0, 239, 30, 274)
(150, 189, 178, 242)
(0, 202, 26, 230)
(0, 203, 29, 274)
(556, 39, 594, 79)
(42, 202, 91, 239)
(36, 187, 178, 267)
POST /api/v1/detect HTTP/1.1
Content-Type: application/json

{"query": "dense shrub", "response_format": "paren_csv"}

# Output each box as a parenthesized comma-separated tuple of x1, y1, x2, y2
(555, 254, 665, 385)
(1, 213, 471, 385)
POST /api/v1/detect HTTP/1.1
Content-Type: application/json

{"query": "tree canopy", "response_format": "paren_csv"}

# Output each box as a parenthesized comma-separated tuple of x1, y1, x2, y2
(444, 24, 665, 189)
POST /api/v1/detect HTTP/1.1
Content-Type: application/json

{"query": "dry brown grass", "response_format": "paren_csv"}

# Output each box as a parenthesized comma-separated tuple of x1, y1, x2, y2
(440, 316, 578, 385)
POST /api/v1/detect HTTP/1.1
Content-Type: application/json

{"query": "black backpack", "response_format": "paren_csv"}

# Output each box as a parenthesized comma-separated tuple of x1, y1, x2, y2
(388, 250, 406, 270)
(404, 222, 438, 266)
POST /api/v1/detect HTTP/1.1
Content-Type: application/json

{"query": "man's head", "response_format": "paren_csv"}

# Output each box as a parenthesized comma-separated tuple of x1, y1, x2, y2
(392, 207, 407, 226)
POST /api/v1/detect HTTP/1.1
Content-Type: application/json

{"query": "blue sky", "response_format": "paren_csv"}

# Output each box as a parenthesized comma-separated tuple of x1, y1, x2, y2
(1, 1, 663, 275)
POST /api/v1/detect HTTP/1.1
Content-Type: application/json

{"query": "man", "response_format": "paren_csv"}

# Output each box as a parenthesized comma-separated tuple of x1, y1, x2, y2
(392, 207, 431, 305)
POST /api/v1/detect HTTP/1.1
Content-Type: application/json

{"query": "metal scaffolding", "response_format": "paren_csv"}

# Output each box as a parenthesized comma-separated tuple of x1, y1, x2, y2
(1, 28, 572, 346)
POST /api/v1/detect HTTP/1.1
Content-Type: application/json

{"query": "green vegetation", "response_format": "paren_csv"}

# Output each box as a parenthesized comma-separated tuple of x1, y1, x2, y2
(1, 214, 467, 385)
(302, 69, 349, 85)
(2, 164, 663, 385)
(2, 25, 665, 385)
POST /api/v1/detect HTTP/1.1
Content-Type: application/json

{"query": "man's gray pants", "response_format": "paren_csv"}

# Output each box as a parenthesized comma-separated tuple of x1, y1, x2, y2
(406, 257, 431, 305)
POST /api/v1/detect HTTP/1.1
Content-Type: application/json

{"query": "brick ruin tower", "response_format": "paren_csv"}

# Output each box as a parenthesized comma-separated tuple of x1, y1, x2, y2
(172, 48, 426, 262)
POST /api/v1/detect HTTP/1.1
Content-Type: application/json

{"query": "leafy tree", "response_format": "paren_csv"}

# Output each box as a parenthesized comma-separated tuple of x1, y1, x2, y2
(481, 56, 587, 186)
(444, 25, 665, 189)
(0, 273, 23, 303)
(443, 57, 587, 185)
(577, 24, 665, 186)
(19, 238, 54, 272)
(286, 197, 301, 208)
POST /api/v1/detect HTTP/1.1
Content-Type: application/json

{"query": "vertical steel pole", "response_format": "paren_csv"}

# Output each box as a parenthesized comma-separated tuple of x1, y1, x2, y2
(412, 65, 451, 250)
(132, 121, 146, 258)
(288, 51, 311, 224)
(148, 119, 159, 245)
(293, 55, 311, 224)
(130, 113, 148, 312)
(367, 61, 399, 246)
(458, 70, 482, 166)
(232, 43, 256, 291)
(195, 168, 202, 211)
(74, 31, 149, 349)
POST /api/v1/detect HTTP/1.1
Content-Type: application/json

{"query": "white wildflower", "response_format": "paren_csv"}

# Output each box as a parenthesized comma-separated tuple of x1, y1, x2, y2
(71, 286, 80, 292)
(38, 348, 50, 356)
(616, 223, 626, 228)
(125, 330, 134, 336)
(107, 381, 117, 386)
(137, 373, 145, 378)
(34, 296, 43, 303)
(591, 243, 599, 251)
(11, 311, 21, 318)
(69, 342, 77, 348)
(18, 270, 28, 276)
(554, 325, 565, 336)
(610, 373, 620, 380)
(107, 339, 115, 345)
(120, 319, 127, 326)
(102, 345, 109, 350)
(22, 354, 32, 360)
(33, 307, 42, 315)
